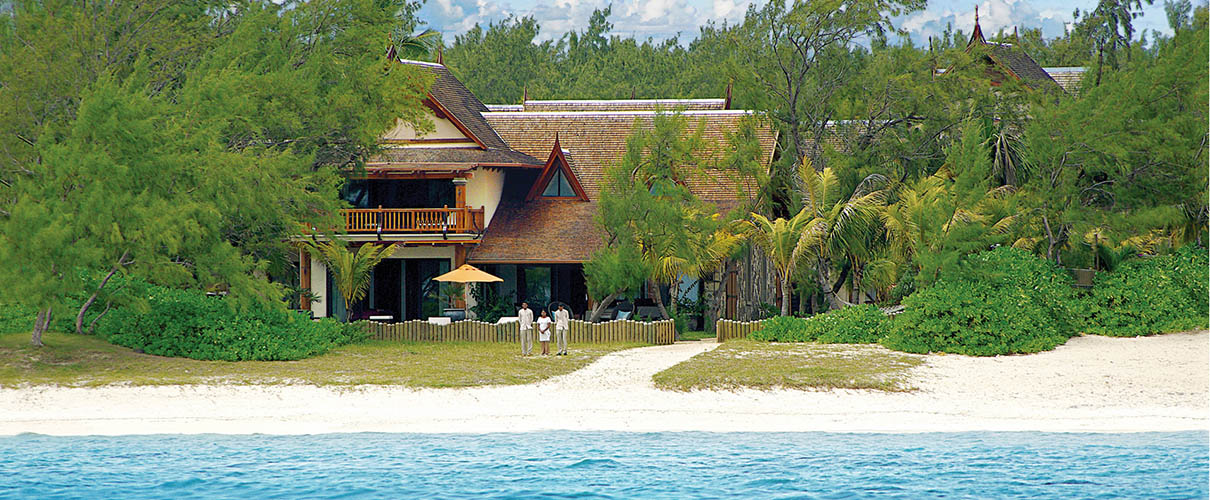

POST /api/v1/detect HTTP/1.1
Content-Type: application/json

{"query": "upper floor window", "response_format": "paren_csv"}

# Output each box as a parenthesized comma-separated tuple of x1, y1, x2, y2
(542, 170, 576, 197)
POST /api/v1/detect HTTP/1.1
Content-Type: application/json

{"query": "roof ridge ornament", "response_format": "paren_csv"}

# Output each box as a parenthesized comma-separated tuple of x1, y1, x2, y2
(437, 45, 444, 65)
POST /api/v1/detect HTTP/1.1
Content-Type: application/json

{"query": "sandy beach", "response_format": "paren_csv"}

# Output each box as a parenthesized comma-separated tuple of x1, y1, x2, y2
(1, 331, 1206, 436)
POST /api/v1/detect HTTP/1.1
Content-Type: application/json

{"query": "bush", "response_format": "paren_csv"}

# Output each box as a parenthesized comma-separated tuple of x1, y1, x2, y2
(750, 305, 889, 344)
(1080, 245, 1209, 337)
(96, 283, 366, 361)
(882, 247, 1080, 356)
(0, 303, 38, 334)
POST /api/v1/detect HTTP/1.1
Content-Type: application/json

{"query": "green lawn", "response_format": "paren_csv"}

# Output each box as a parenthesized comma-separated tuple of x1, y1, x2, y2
(0, 332, 641, 388)
(653, 339, 925, 392)
(679, 330, 716, 341)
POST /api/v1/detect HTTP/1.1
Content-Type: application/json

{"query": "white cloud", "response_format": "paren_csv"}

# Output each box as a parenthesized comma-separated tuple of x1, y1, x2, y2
(419, 0, 1177, 47)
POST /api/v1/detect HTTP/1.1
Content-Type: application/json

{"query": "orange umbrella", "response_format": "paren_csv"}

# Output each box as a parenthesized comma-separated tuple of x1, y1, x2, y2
(433, 264, 504, 283)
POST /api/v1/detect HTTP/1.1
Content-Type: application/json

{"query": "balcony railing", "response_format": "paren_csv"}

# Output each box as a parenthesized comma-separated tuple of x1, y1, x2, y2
(341, 206, 484, 234)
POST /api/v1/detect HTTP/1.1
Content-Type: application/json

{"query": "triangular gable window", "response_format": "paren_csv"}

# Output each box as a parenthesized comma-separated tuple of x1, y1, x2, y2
(526, 136, 589, 202)
(542, 170, 576, 197)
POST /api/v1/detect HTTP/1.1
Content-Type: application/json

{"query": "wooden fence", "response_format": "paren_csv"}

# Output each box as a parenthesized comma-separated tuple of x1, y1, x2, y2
(361, 318, 676, 345)
(715, 318, 768, 342)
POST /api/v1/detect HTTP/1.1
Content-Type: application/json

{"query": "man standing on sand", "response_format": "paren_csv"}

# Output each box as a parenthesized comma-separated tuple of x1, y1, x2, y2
(518, 302, 534, 356)
(554, 304, 570, 355)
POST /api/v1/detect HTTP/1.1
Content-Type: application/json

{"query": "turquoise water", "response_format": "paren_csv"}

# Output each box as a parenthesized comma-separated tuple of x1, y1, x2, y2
(0, 432, 1205, 499)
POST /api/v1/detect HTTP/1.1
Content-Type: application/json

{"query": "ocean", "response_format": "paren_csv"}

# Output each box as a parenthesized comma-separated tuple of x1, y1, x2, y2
(1, 431, 1206, 499)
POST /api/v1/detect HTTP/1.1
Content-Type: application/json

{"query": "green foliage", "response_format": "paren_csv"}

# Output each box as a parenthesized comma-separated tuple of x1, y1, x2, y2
(750, 304, 889, 343)
(471, 284, 514, 324)
(0, 0, 429, 344)
(0, 303, 38, 335)
(307, 240, 398, 322)
(96, 282, 366, 361)
(883, 247, 1080, 356)
(1081, 245, 1209, 337)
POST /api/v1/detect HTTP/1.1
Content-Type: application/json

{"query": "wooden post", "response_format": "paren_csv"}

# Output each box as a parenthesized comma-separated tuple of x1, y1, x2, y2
(453, 245, 467, 309)
(299, 247, 312, 311)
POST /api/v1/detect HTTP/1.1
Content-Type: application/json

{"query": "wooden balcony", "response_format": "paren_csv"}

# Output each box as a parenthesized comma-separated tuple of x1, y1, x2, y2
(341, 206, 484, 234)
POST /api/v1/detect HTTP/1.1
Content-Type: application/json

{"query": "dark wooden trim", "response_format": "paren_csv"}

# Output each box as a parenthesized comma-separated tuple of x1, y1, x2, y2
(381, 138, 478, 145)
(525, 136, 590, 202)
(424, 94, 487, 149)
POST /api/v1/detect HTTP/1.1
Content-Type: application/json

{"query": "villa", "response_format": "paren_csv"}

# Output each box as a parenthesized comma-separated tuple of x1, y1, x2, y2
(297, 15, 1085, 323)
(298, 59, 779, 323)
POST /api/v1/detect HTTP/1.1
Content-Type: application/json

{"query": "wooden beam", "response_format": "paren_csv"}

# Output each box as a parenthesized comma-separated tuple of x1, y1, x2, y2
(299, 247, 312, 311)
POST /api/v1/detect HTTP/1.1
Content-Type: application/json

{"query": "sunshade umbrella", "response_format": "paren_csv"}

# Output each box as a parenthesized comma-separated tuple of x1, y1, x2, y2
(433, 264, 504, 283)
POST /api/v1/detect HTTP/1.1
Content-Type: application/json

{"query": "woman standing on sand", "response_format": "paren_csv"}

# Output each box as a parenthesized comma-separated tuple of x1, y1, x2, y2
(536, 310, 553, 356)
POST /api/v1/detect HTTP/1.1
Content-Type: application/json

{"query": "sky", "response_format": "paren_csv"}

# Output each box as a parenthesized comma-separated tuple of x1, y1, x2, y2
(417, 0, 1180, 46)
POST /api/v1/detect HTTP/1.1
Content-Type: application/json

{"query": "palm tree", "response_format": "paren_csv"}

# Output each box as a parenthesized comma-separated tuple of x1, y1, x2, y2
(386, 29, 441, 61)
(307, 240, 397, 322)
(796, 159, 889, 311)
(743, 209, 814, 316)
(642, 221, 740, 320)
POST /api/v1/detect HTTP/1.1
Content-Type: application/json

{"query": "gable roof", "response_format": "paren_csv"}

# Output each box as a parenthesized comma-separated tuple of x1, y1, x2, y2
(964, 18, 1062, 92)
(400, 60, 511, 149)
(526, 136, 589, 201)
(366, 60, 542, 169)
(482, 109, 778, 210)
(1043, 67, 1086, 94)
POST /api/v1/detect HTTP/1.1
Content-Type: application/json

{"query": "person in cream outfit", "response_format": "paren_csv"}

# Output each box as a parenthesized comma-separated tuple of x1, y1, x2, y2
(553, 304, 571, 355)
(518, 302, 534, 356)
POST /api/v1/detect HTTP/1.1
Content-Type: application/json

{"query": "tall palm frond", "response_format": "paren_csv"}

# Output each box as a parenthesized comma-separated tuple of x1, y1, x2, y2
(307, 240, 397, 322)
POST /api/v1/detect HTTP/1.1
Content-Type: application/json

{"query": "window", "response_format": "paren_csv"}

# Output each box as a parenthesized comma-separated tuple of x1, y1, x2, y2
(541, 169, 576, 197)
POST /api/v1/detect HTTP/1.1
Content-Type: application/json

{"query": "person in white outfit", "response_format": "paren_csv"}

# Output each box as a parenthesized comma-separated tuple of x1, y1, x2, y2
(536, 310, 553, 356)
(518, 302, 534, 356)
(553, 304, 570, 355)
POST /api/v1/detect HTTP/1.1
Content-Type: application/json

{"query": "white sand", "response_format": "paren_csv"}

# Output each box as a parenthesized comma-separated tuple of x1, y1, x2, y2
(1, 331, 1205, 436)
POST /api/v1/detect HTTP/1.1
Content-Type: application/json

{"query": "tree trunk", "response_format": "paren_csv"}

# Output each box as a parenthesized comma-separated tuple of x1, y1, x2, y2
(667, 278, 680, 318)
(86, 302, 114, 335)
(588, 292, 620, 322)
(815, 260, 846, 311)
(31, 307, 52, 347)
(780, 274, 792, 316)
(76, 253, 128, 335)
(650, 279, 670, 320)
(1095, 45, 1105, 87)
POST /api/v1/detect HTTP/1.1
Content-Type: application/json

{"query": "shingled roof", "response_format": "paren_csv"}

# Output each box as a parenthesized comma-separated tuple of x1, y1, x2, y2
(481, 109, 778, 208)
(401, 60, 510, 149)
(522, 99, 728, 112)
(469, 199, 602, 263)
(964, 16, 1062, 92)
(369, 60, 543, 169)
(471, 107, 778, 263)
(1043, 67, 1086, 94)
(369, 146, 542, 168)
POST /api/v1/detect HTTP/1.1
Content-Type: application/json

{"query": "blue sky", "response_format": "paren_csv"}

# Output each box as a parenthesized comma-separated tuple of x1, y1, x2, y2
(418, 0, 1179, 46)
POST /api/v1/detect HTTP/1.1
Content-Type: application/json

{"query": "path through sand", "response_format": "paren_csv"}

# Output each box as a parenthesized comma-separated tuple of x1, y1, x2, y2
(0, 332, 1205, 435)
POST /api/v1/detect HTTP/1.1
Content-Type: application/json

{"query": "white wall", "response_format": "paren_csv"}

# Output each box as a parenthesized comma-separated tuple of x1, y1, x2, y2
(309, 256, 328, 318)
(382, 111, 471, 141)
(465, 168, 506, 226)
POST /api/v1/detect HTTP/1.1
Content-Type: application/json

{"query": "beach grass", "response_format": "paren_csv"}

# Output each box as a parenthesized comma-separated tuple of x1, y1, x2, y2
(653, 339, 925, 392)
(0, 332, 641, 388)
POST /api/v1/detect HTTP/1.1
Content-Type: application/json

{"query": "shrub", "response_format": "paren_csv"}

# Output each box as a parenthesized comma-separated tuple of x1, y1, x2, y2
(883, 247, 1080, 356)
(750, 315, 810, 342)
(96, 283, 366, 361)
(750, 304, 889, 344)
(0, 303, 38, 334)
(1081, 245, 1209, 337)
